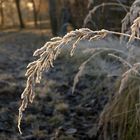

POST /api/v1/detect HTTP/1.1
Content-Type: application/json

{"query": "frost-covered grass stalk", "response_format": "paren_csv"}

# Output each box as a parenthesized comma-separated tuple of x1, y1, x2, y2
(83, 2, 129, 29)
(121, 0, 140, 35)
(18, 16, 140, 138)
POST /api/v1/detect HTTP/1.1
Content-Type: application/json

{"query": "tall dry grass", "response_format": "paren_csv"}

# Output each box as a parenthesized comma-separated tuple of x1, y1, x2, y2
(98, 63, 140, 140)
(18, 1, 140, 139)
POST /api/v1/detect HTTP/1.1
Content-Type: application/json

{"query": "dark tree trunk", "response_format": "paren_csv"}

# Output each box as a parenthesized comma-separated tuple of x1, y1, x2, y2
(31, 0, 37, 27)
(48, 0, 58, 36)
(15, 0, 25, 28)
(0, 1, 4, 26)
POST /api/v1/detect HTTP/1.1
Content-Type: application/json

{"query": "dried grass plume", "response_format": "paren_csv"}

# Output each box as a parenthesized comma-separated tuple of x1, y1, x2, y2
(18, 26, 140, 134)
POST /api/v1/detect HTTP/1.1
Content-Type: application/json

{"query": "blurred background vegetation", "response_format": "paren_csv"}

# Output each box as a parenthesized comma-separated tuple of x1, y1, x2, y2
(0, 0, 134, 35)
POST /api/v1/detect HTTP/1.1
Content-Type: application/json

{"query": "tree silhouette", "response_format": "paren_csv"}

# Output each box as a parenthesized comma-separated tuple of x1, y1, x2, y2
(15, 0, 25, 28)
